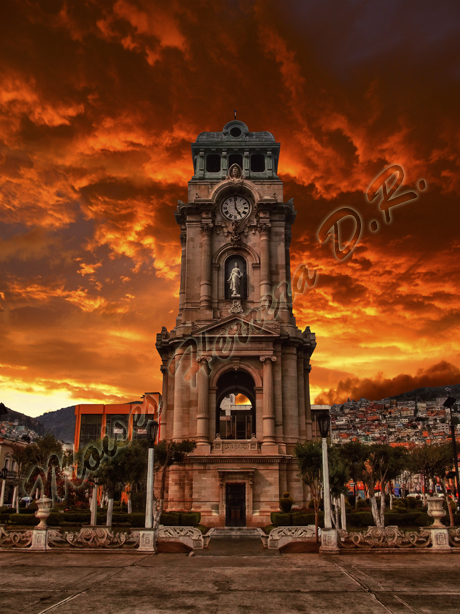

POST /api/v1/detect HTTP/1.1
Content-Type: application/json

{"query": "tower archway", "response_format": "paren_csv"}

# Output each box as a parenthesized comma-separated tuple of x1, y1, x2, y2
(216, 370, 255, 440)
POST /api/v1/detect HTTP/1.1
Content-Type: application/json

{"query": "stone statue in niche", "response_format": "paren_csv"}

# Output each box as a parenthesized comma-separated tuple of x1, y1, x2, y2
(227, 262, 244, 297)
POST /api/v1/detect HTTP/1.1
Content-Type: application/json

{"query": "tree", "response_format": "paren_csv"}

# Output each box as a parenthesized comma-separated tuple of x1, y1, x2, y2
(89, 438, 144, 526)
(294, 441, 322, 542)
(22, 434, 64, 501)
(151, 440, 196, 552)
(328, 446, 350, 529)
(361, 444, 408, 528)
(338, 442, 367, 507)
(10, 443, 29, 513)
(409, 443, 455, 525)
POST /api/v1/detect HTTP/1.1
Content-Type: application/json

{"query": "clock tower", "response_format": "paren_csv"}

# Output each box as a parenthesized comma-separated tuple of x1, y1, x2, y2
(156, 120, 317, 527)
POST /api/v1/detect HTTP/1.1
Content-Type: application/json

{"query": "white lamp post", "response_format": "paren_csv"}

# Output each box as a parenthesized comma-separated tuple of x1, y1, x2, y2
(145, 420, 159, 529)
(317, 412, 332, 529)
(90, 476, 99, 526)
(317, 411, 339, 553)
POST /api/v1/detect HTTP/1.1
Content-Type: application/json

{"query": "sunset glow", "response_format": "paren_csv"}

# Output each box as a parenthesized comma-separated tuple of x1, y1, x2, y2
(1, 1, 459, 417)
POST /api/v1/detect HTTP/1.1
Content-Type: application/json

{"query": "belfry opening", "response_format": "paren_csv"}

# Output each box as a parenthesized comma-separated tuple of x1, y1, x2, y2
(216, 370, 256, 440)
(156, 120, 317, 527)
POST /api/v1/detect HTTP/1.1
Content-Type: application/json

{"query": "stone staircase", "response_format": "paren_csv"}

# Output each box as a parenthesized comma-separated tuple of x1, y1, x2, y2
(208, 527, 265, 538)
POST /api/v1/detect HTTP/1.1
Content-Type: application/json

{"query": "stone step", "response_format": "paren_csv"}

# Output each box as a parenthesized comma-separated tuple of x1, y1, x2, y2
(210, 527, 263, 538)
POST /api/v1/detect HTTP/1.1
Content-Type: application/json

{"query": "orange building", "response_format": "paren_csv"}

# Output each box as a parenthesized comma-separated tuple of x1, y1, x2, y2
(74, 392, 161, 451)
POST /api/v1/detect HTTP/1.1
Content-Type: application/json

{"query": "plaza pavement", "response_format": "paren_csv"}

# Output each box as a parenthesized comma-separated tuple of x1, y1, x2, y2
(1, 537, 459, 614)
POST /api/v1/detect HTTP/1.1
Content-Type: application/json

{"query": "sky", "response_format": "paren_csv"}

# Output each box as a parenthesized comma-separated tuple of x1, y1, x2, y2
(1, 0, 460, 417)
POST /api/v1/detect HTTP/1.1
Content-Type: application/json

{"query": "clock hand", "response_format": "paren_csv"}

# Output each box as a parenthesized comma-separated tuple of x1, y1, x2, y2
(234, 196, 242, 218)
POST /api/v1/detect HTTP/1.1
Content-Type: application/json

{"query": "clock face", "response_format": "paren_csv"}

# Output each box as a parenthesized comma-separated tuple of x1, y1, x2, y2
(221, 195, 250, 221)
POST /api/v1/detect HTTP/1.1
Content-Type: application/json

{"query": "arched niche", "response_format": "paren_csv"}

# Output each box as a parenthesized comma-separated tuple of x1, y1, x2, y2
(216, 370, 256, 440)
(213, 244, 260, 305)
(225, 255, 247, 299)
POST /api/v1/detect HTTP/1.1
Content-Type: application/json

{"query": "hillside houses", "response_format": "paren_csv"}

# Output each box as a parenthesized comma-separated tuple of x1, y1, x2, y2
(330, 397, 460, 446)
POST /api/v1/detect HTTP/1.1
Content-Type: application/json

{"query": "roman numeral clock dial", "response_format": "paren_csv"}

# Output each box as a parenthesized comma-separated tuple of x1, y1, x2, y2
(221, 195, 250, 221)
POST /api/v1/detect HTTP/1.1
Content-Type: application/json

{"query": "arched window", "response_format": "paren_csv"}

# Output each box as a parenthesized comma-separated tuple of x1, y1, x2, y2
(206, 154, 221, 172)
(225, 255, 247, 300)
(250, 154, 265, 172)
(216, 370, 256, 440)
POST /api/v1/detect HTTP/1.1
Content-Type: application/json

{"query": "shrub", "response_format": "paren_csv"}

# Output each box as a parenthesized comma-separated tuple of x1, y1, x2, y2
(356, 498, 369, 509)
(131, 492, 146, 513)
(279, 492, 294, 513)
(47, 513, 63, 526)
(160, 512, 180, 526)
(8, 514, 39, 526)
(347, 512, 375, 527)
(127, 513, 145, 527)
(180, 512, 201, 527)
(62, 511, 91, 523)
(270, 512, 292, 526)
(21, 506, 38, 515)
(292, 513, 318, 526)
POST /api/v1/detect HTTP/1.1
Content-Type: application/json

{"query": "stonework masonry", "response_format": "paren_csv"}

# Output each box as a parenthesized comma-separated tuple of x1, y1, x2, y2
(156, 121, 316, 527)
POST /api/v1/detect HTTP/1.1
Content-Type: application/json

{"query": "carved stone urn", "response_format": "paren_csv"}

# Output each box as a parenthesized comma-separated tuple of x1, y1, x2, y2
(427, 496, 446, 527)
(35, 496, 53, 529)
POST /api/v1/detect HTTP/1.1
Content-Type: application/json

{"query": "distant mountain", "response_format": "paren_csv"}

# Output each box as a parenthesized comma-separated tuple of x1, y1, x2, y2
(392, 382, 460, 402)
(36, 406, 76, 444)
(0, 403, 45, 436)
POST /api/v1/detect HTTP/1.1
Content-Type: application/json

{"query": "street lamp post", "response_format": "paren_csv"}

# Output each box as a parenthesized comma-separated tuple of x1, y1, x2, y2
(317, 411, 339, 553)
(317, 412, 332, 529)
(145, 420, 159, 529)
(90, 476, 99, 526)
(443, 389, 460, 505)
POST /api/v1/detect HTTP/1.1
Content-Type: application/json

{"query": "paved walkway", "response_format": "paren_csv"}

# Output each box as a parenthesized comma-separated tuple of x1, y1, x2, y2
(1, 546, 459, 613)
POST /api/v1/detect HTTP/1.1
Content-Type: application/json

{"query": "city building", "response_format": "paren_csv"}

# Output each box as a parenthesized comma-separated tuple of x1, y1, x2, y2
(73, 393, 161, 451)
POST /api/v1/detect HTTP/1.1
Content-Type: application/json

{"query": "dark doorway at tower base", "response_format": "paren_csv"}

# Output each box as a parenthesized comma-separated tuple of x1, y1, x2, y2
(226, 483, 246, 527)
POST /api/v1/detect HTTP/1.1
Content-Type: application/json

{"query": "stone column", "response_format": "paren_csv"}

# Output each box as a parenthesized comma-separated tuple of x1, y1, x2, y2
(285, 230, 292, 311)
(200, 222, 212, 310)
(173, 347, 186, 441)
(160, 364, 168, 440)
(255, 386, 264, 439)
(260, 356, 277, 454)
(273, 344, 284, 452)
(196, 357, 211, 453)
(0, 479, 5, 507)
(297, 351, 306, 441)
(209, 386, 217, 441)
(178, 232, 186, 314)
(259, 223, 272, 308)
(282, 344, 299, 451)
(304, 363, 313, 440)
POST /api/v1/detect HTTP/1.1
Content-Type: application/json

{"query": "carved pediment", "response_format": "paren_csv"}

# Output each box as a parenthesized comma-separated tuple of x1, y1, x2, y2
(193, 316, 279, 337)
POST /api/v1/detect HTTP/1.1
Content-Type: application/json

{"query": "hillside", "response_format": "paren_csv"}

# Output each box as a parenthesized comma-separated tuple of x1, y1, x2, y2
(0, 403, 44, 436)
(19, 380, 460, 447)
(393, 382, 460, 402)
(36, 406, 76, 443)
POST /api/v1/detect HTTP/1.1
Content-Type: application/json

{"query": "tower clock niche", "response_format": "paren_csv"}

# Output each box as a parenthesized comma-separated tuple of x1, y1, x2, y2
(156, 120, 317, 527)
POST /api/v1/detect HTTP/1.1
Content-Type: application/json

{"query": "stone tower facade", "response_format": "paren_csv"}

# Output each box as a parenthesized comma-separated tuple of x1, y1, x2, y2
(156, 120, 316, 527)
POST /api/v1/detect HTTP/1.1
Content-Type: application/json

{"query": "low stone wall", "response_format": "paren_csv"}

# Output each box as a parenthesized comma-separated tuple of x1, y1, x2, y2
(0, 524, 206, 552)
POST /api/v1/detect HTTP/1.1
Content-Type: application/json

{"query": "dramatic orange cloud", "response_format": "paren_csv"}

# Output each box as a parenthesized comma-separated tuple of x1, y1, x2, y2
(0, 0, 459, 416)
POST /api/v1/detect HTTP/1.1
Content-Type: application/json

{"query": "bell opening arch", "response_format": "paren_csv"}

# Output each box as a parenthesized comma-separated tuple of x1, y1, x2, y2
(216, 369, 256, 440)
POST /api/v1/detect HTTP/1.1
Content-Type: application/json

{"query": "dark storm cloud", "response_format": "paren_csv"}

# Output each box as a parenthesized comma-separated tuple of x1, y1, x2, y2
(0, 0, 459, 413)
